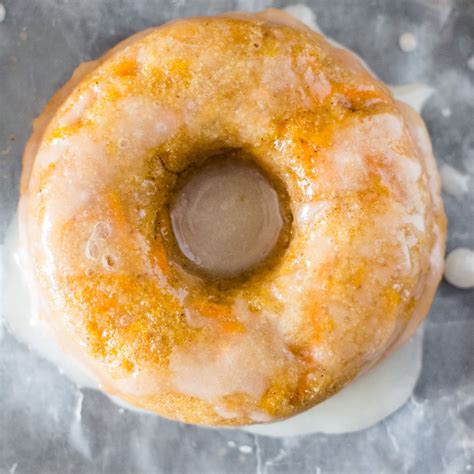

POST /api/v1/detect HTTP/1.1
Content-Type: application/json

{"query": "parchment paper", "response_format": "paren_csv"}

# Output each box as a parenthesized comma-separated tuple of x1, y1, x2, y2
(1, 1, 473, 472)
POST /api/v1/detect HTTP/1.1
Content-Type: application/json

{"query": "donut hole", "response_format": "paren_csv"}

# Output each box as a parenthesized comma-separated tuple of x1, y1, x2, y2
(168, 151, 292, 281)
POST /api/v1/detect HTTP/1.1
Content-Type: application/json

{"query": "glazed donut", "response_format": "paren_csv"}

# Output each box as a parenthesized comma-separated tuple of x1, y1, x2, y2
(19, 10, 446, 425)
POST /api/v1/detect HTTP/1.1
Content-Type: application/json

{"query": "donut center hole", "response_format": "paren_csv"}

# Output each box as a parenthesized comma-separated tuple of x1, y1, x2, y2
(170, 157, 285, 279)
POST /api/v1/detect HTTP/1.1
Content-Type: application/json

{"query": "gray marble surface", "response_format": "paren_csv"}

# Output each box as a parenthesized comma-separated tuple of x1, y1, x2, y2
(0, 0, 473, 473)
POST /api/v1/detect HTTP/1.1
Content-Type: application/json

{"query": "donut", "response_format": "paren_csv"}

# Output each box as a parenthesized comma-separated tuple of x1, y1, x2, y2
(19, 10, 446, 425)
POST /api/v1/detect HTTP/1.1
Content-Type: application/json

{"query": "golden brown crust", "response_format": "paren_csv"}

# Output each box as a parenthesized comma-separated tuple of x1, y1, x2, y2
(19, 10, 446, 425)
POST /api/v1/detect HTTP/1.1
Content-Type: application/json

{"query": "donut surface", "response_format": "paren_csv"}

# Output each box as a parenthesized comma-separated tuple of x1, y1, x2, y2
(20, 10, 446, 425)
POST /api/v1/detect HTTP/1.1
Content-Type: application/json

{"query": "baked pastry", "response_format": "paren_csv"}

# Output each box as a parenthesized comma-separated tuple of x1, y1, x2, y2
(19, 10, 446, 425)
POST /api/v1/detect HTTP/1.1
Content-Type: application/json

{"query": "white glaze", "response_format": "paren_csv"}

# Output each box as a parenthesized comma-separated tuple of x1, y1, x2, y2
(440, 164, 470, 198)
(2, 204, 425, 436)
(244, 327, 423, 436)
(444, 248, 474, 289)
(2, 216, 97, 389)
(390, 84, 434, 114)
(441, 108, 452, 118)
(283, 4, 320, 32)
(399, 33, 418, 53)
(170, 299, 294, 406)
